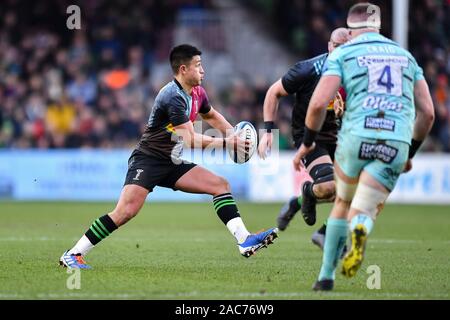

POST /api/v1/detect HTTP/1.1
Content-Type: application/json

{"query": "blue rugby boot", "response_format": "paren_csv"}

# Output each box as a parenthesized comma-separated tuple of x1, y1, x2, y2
(238, 228, 278, 258)
(59, 250, 92, 269)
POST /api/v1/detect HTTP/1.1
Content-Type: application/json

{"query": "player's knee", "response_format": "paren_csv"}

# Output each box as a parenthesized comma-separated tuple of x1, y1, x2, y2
(310, 163, 335, 200)
(314, 181, 335, 199)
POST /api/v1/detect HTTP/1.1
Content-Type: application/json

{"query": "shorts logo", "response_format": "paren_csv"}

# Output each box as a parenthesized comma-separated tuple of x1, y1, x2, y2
(364, 117, 395, 131)
(359, 142, 398, 164)
(133, 169, 144, 181)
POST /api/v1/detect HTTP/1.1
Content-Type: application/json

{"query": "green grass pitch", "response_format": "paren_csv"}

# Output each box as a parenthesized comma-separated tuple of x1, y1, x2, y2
(0, 201, 449, 300)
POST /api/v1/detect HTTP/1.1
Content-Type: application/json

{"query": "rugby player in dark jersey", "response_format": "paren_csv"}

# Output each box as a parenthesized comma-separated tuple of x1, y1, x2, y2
(60, 44, 278, 269)
(258, 28, 349, 250)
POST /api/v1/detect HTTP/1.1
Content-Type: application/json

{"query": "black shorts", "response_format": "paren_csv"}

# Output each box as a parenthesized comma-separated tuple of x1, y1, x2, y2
(294, 138, 336, 168)
(124, 150, 197, 192)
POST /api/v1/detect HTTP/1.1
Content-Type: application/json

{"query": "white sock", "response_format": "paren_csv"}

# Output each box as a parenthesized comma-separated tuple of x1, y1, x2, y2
(68, 235, 95, 256)
(226, 217, 251, 244)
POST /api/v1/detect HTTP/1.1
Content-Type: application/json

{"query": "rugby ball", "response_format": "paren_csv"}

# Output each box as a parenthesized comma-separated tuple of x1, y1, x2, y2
(228, 121, 257, 164)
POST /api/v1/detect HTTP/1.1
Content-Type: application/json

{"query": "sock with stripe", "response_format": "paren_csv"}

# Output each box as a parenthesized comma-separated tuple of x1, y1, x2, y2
(68, 214, 118, 255)
(350, 213, 374, 235)
(213, 193, 250, 244)
(289, 196, 302, 212)
(318, 218, 348, 281)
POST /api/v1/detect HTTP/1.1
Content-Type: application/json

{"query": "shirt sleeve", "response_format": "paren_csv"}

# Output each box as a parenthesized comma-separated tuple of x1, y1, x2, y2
(414, 64, 425, 82)
(167, 95, 189, 126)
(281, 61, 313, 94)
(199, 88, 212, 114)
(322, 49, 343, 78)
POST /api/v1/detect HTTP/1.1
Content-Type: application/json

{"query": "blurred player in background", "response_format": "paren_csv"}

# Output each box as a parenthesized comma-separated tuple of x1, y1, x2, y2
(293, 2, 435, 291)
(258, 28, 350, 249)
(60, 44, 278, 269)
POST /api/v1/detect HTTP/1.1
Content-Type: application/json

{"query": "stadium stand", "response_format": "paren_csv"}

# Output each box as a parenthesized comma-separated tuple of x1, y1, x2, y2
(0, 0, 449, 151)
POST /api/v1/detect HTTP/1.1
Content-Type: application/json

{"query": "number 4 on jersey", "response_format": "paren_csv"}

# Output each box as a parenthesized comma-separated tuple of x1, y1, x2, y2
(357, 55, 409, 97)
(377, 66, 394, 93)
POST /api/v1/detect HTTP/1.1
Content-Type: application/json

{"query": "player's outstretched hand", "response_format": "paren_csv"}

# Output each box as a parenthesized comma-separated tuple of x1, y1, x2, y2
(293, 143, 316, 172)
(258, 132, 273, 159)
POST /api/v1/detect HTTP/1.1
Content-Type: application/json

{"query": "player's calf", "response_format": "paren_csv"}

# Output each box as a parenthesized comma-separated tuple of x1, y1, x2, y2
(342, 183, 389, 277)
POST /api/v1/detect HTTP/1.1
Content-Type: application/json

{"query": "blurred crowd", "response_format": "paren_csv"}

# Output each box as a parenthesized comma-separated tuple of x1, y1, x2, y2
(1, 0, 449, 152)
(249, 0, 450, 151)
(0, 0, 213, 149)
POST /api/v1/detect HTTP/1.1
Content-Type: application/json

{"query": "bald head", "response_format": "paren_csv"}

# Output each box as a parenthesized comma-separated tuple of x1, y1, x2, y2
(328, 28, 350, 53)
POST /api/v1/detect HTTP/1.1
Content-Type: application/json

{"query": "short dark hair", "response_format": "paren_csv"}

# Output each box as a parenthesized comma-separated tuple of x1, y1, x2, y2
(169, 44, 202, 74)
(347, 2, 381, 29)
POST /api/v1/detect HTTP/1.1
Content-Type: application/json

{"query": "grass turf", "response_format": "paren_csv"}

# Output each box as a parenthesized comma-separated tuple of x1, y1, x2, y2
(0, 201, 449, 300)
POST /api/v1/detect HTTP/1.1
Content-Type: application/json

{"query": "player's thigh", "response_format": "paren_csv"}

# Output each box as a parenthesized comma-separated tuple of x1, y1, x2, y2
(363, 140, 409, 192)
(335, 135, 367, 180)
(174, 165, 228, 195)
(334, 135, 367, 201)
(303, 145, 333, 172)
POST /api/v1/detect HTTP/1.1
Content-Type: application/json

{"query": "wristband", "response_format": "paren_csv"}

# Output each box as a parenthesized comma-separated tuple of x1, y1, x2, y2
(408, 139, 422, 159)
(264, 121, 275, 133)
(303, 126, 318, 147)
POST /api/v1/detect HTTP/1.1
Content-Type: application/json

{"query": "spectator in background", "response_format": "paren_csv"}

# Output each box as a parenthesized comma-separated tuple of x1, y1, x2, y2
(0, 0, 449, 152)
(433, 74, 450, 152)
(66, 72, 97, 105)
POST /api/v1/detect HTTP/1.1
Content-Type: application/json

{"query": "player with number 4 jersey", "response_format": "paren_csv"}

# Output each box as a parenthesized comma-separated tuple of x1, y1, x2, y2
(293, 2, 435, 291)
(327, 34, 421, 145)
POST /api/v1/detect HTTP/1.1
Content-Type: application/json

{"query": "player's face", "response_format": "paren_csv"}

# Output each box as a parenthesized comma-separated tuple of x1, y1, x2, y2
(185, 56, 204, 86)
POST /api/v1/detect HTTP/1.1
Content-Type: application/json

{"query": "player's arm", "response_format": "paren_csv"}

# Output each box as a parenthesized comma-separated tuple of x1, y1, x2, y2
(200, 106, 233, 136)
(412, 79, 435, 142)
(258, 79, 289, 159)
(405, 79, 435, 163)
(173, 121, 248, 153)
(305, 75, 342, 132)
(167, 96, 229, 149)
(173, 120, 224, 149)
(263, 79, 289, 123)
